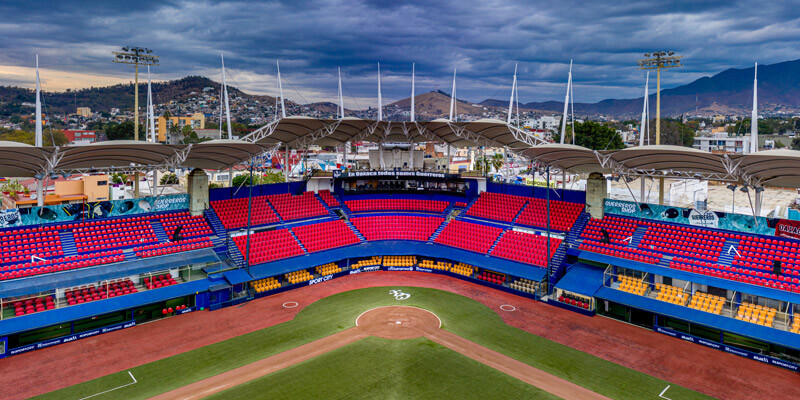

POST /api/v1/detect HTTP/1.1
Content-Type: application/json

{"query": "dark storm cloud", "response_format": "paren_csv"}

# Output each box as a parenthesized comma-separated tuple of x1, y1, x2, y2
(1, 0, 799, 104)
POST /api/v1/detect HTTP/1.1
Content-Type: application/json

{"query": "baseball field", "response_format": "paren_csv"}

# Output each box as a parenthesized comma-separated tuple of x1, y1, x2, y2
(31, 285, 712, 400)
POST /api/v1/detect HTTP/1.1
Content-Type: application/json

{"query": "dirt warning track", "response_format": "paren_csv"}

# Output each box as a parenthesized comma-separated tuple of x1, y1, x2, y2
(152, 306, 610, 400)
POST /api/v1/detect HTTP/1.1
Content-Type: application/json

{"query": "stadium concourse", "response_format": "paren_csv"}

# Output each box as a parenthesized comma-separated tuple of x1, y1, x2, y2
(0, 126, 799, 397)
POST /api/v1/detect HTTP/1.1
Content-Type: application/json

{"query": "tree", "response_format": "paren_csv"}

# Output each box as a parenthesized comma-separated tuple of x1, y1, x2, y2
(792, 137, 800, 150)
(232, 173, 258, 187)
(106, 120, 135, 141)
(553, 121, 624, 150)
(657, 119, 695, 147)
(160, 173, 179, 185)
(110, 173, 128, 185)
(161, 110, 172, 120)
(0, 129, 69, 146)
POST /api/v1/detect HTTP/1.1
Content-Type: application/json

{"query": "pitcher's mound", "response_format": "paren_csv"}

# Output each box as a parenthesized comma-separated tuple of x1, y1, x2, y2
(356, 306, 441, 339)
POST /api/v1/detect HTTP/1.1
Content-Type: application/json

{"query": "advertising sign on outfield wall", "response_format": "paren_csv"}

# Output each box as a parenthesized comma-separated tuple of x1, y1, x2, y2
(0, 194, 189, 228)
(654, 326, 799, 372)
(604, 199, 777, 236)
(774, 219, 800, 241)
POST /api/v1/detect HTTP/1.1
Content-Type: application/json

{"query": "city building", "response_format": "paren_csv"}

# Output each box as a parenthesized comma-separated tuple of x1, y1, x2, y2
(62, 130, 97, 145)
(155, 113, 206, 142)
(76, 107, 92, 117)
(693, 132, 752, 154)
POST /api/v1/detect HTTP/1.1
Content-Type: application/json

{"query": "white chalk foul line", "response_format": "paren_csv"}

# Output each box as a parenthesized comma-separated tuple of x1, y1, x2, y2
(78, 371, 137, 400)
(659, 385, 672, 400)
(355, 305, 442, 329)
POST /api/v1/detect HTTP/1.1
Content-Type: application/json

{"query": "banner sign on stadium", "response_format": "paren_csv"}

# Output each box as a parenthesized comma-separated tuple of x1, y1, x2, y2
(603, 199, 776, 236)
(333, 170, 453, 179)
(0, 194, 189, 228)
(774, 219, 800, 240)
(653, 326, 799, 372)
(7, 321, 137, 357)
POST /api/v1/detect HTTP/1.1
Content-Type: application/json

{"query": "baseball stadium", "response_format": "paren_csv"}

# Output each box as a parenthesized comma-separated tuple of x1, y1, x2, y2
(0, 121, 799, 400)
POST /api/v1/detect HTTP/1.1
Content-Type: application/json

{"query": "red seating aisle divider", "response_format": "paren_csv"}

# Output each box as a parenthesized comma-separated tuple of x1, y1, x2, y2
(159, 211, 213, 238)
(351, 215, 444, 241)
(72, 216, 157, 252)
(292, 220, 361, 253)
(491, 231, 562, 267)
(639, 221, 724, 262)
(267, 192, 329, 221)
(318, 189, 340, 207)
(434, 220, 502, 254)
(345, 199, 448, 213)
(233, 229, 304, 265)
(211, 196, 280, 229)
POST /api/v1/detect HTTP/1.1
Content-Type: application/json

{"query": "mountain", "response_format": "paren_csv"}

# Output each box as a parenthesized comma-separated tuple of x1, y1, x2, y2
(388, 90, 488, 119)
(479, 58, 800, 118)
(0, 76, 280, 115)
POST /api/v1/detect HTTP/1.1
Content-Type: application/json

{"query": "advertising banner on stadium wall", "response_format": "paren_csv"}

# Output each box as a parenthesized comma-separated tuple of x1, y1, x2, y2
(604, 199, 776, 236)
(0, 194, 189, 229)
(653, 326, 799, 372)
(774, 219, 800, 240)
(7, 321, 137, 357)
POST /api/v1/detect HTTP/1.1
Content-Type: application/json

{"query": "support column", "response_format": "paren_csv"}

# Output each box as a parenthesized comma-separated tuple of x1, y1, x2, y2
(408, 142, 414, 170)
(133, 173, 140, 198)
(640, 179, 646, 203)
(36, 179, 44, 207)
(379, 141, 385, 169)
(228, 167, 233, 187)
(586, 172, 607, 219)
(187, 168, 209, 216)
(562, 171, 566, 191)
(152, 170, 158, 196)
(446, 144, 451, 173)
(754, 191, 763, 216)
(284, 143, 290, 181)
(343, 142, 348, 171)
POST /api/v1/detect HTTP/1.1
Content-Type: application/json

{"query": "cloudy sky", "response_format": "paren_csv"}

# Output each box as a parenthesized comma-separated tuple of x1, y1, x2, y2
(1, 0, 798, 106)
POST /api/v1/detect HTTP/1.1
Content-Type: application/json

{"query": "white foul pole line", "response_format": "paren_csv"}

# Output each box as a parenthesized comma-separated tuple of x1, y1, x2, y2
(78, 371, 137, 400)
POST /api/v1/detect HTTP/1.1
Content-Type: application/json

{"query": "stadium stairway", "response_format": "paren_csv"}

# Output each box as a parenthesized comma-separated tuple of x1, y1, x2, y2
(265, 197, 284, 223)
(718, 238, 740, 267)
(342, 220, 366, 243)
(462, 196, 479, 214)
(315, 192, 339, 217)
(204, 209, 227, 238)
(427, 219, 451, 243)
(510, 203, 528, 225)
(287, 227, 310, 251)
(629, 226, 648, 248)
(151, 220, 170, 243)
(566, 212, 590, 247)
(487, 230, 508, 255)
(227, 245, 246, 268)
(59, 230, 78, 258)
(549, 241, 569, 281)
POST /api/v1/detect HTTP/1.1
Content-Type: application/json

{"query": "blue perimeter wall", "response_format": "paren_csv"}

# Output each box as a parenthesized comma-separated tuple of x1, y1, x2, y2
(487, 182, 586, 204)
(209, 181, 308, 201)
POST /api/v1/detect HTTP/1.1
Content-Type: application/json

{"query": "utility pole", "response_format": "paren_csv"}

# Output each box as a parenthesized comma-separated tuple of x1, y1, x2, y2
(113, 47, 159, 141)
(637, 51, 683, 205)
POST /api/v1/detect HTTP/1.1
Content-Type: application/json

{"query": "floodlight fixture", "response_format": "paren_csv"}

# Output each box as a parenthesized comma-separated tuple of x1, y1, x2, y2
(740, 186, 749, 193)
(754, 186, 765, 193)
(727, 184, 737, 191)
(112, 46, 159, 141)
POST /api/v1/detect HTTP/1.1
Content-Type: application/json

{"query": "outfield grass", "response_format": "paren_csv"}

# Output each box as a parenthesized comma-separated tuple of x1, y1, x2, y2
(35, 286, 713, 400)
(208, 336, 562, 400)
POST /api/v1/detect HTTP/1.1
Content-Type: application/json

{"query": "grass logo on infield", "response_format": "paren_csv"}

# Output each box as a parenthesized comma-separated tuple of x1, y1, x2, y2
(389, 290, 410, 300)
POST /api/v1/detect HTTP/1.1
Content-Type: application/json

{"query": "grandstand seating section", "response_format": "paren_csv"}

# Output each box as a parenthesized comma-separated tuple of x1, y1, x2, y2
(418, 259, 450, 271)
(267, 192, 329, 221)
(516, 198, 584, 231)
(670, 256, 800, 293)
(134, 237, 213, 258)
(159, 211, 213, 238)
(491, 231, 562, 267)
(639, 221, 725, 261)
(465, 192, 526, 222)
(72, 216, 157, 252)
(285, 269, 313, 284)
(450, 262, 474, 276)
(318, 189, 340, 207)
(292, 220, 360, 253)
(350, 256, 382, 269)
(616, 275, 648, 296)
(509, 278, 541, 295)
(232, 229, 304, 265)
(351, 215, 443, 241)
(383, 256, 416, 267)
(654, 283, 687, 305)
(143, 274, 178, 290)
(791, 318, 800, 334)
(0, 251, 125, 281)
(476, 270, 505, 285)
(580, 216, 637, 245)
(557, 292, 592, 309)
(316, 262, 342, 276)
(0, 226, 63, 264)
(251, 277, 281, 293)
(211, 196, 279, 229)
(687, 292, 725, 315)
(66, 279, 138, 305)
(11, 296, 55, 316)
(345, 199, 448, 213)
(579, 240, 661, 264)
(735, 302, 777, 327)
(434, 220, 502, 254)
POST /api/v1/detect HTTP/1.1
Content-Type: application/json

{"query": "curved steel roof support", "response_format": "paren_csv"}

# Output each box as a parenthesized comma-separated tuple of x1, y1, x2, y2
(289, 120, 342, 149)
(508, 125, 547, 147)
(447, 122, 497, 149)
(353, 121, 381, 142)
(164, 144, 193, 171)
(242, 118, 280, 143)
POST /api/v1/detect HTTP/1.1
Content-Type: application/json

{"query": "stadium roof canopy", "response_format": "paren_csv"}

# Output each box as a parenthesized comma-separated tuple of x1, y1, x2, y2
(735, 149, 800, 188)
(241, 116, 545, 152)
(597, 145, 738, 182)
(181, 140, 275, 171)
(0, 141, 56, 177)
(518, 144, 608, 174)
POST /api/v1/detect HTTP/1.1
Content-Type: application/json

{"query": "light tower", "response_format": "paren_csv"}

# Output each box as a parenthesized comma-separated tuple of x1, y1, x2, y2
(637, 51, 683, 205)
(113, 47, 159, 141)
